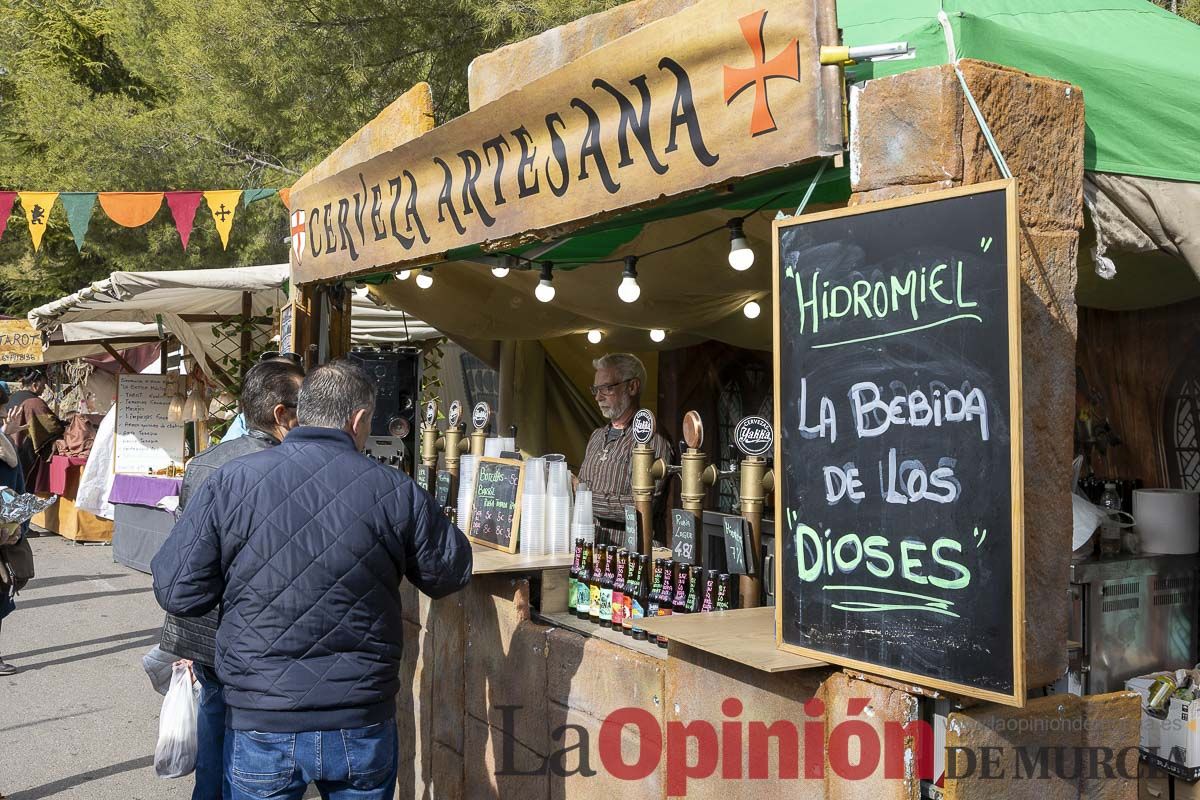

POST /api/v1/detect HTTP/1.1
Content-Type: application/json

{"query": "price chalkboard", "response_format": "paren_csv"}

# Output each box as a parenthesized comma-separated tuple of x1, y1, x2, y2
(772, 180, 1025, 706)
(434, 470, 454, 509)
(721, 515, 752, 576)
(466, 457, 525, 553)
(670, 509, 697, 565)
(623, 505, 639, 553)
(416, 464, 432, 494)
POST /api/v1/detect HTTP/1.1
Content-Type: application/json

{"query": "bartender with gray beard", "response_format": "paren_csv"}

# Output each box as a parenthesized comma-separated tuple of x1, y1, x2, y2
(577, 353, 673, 544)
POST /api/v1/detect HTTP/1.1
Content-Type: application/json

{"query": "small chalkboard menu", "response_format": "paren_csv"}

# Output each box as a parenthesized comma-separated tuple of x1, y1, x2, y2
(623, 505, 639, 553)
(434, 470, 454, 509)
(721, 515, 752, 576)
(772, 180, 1025, 706)
(466, 457, 525, 553)
(670, 509, 697, 565)
(416, 464, 432, 494)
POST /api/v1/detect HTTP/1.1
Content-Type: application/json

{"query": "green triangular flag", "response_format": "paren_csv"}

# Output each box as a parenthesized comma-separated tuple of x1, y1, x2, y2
(60, 192, 98, 252)
(242, 188, 276, 207)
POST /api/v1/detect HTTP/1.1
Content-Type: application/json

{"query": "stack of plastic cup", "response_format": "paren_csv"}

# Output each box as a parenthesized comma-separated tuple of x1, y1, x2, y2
(545, 460, 572, 554)
(500, 437, 516, 454)
(571, 483, 594, 544)
(457, 454, 477, 529)
(520, 457, 546, 555)
(483, 438, 503, 458)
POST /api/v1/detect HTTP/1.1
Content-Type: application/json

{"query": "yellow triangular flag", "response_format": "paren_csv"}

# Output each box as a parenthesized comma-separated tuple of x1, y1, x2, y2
(19, 192, 58, 252)
(204, 190, 242, 250)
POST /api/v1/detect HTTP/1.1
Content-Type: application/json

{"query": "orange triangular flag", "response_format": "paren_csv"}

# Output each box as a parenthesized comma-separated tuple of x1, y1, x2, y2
(278, 188, 291, 210)
(98, 192, 164, 227)
(204, 190, 242, 250)
(18, 192, 58, 251)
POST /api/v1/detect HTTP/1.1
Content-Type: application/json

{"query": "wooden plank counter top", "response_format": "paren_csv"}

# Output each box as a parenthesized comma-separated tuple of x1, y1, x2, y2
(635, 607, 827, 673)
(470, 544, 573, 575)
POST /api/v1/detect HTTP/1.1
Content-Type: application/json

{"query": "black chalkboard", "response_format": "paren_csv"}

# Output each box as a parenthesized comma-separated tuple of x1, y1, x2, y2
(466, 457, 525, 553)
(416, 464, 432, 494)
(721, 515, 752, 576)
(434, 470, 454, 509)
(671, 509, 697, 565)
(772, 180, 1025, 706)
(623, 505, 639, 553)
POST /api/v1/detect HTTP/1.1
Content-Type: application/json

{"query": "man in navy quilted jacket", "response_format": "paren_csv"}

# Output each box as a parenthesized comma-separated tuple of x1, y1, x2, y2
(153, 359, 473, 800)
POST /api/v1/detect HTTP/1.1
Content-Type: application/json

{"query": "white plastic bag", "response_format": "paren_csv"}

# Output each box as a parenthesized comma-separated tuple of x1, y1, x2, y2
(154, 662, 200, 778)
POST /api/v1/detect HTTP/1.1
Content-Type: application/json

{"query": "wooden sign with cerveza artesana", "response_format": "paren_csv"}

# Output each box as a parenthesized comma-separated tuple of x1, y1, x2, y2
(772, 180, 1026, 707)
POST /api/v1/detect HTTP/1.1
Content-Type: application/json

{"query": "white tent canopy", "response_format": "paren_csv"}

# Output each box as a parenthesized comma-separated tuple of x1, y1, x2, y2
(29, 264, 439, 370)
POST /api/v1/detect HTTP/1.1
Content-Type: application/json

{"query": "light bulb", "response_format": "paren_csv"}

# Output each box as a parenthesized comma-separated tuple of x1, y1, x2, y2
(396, 269, 412, 281)
(415, 269, 434, 289)
(743, 300, 761, 319)
(649, 328, 666, 343)
(535, 280, 556, 302)
(587, 329, 603, 344)
(617, 276, 641, 303)
(727, 219, 754, 271)
(491, 266, 510, 278)
(353, 284, 370, 299)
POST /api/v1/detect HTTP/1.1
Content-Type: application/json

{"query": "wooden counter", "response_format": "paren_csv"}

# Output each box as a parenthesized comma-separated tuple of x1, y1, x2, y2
(635, 607, 827, 673)
(470, 544, 573, 575)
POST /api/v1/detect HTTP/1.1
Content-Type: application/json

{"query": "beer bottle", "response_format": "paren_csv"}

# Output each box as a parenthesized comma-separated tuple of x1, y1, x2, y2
(684, 564, 703, 613)
(598, 545, 616, 627)
(568, 538, 584, 615)
(647, 558, 665, 618)
(611, 549, 628, 628)
(715, 573, 736, 611)
(623, 555, 642, 636)
(656, 559, 676, 649)
(631, 555, 651, 640)
(575, 542, 593, 617)
(589, 545, 606, 624)
(671, 561, 689, 614)
(700, 569, 718, 613)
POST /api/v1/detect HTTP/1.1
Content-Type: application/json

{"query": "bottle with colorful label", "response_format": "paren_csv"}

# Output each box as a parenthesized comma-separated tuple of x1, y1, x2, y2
(611, 548, 628, 628)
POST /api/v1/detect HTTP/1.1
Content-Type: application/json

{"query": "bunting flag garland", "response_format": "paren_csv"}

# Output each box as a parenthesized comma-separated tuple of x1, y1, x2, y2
(60, 192, 97, 252)
(242, 188, 276, 207)
(98, 192, 163, 227)
(0, 192, 15, 242)
(204, 190, 242, 250)
(18, 192, 58, 252)
(278, 187, 292, 211)
(165, 191, 204, 251)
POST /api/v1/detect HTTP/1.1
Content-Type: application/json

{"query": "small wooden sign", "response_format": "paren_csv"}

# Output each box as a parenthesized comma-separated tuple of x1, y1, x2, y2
(434, 469, 454, 509)
(721, 515, 753, 576)
(670, 509, 697, 566)
(466, 457, 525, 553)
(623, 504, 640, 553)
(0, 320, 43, 365)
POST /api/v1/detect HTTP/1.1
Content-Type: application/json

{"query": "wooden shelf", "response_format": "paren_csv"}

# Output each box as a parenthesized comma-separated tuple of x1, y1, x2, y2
(635, 607, 827, 673)
(536, 611, 667, 660)
(471, 545, 573, 575)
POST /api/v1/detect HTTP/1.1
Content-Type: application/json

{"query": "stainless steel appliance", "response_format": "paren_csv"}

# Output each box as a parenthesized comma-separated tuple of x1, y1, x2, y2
(1069, 553, 1199, 694)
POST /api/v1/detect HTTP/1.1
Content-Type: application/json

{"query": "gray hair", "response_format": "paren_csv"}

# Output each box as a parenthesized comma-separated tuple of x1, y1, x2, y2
(592, 353, 647, 389)
(297, 359, 377, 429)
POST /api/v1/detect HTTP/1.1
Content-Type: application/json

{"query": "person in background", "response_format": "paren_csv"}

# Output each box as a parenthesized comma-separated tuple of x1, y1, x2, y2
(577, 353, 673, 544)
(0, 425, 26, 676)
(152, 360, 473, 800)
(219, 352, 304, 443)
(159, 359, 305, 800)
(3, 369, 61, 492)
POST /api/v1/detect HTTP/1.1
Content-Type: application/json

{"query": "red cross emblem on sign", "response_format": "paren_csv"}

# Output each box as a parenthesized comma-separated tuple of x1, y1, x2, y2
(723, 9, 801, 137)
(289, 210, 306, 260)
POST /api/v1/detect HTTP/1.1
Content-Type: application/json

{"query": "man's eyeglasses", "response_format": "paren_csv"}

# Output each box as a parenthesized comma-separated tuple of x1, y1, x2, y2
(259, 351, 304, 365)
(590, 378, 632, 397)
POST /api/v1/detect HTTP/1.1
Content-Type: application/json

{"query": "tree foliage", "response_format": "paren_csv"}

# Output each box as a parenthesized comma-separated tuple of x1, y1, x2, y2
(0, 0, 623, 315)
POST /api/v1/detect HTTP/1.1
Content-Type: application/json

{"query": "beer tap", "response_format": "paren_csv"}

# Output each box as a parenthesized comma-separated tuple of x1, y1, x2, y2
(678, 411, 735, 566)
(419, 398, 440, 492)
(436, 400, 467, 483)
(468, 401, 492, 456)
(630, 409, 664, 558)
(731, 415, 775, 608)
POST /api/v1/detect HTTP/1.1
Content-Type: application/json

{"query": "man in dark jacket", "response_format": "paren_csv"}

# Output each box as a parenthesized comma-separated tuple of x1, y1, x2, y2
(153, 359, 472, 800)
(159, 357, 305, 800)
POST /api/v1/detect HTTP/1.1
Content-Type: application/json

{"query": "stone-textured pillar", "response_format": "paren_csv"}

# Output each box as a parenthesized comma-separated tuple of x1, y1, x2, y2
(850, 60, 1084, 689)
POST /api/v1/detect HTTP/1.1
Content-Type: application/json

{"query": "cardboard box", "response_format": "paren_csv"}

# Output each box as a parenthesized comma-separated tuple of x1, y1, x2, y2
(1127, 674, 1200, 780)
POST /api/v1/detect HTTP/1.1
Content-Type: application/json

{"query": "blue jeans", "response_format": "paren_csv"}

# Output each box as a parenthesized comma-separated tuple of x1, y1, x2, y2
(226, 721, 398, 800)
(194, 664, 230, 800)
